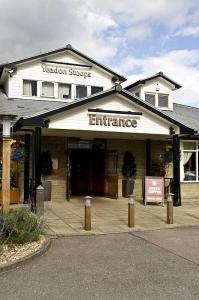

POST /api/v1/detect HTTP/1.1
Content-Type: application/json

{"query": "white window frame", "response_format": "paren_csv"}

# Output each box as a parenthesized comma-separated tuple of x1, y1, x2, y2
(145, 92, 156, 106)
(181, 141, 199, 183)
(144, 92, 170, 109)
(75, 85, 88, 99)
(91, 85, 104, 95)
(58, 83, 71, 99)
(41, 81, 55, 98)
(23, 79, 38, 97)
(157, 93, 169, 108)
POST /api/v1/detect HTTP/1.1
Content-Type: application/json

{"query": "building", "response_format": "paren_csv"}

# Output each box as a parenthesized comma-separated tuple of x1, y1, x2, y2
(0, 44, 199, 207)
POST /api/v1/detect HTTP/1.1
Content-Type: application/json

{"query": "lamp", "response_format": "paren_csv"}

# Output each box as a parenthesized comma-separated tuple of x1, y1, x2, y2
(0, 114, 17, 138)
(3, 119, 11, 138)
(169, 127, 175, 135)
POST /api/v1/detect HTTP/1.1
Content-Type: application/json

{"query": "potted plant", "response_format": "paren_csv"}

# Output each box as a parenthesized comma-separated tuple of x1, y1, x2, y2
(122, 151, 136, 197)
(41, 151, 53, 201)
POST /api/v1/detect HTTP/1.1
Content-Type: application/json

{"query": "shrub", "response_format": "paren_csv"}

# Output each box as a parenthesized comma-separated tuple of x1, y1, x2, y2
(122, 151, 136, 179)
(0, 207, 44, 245)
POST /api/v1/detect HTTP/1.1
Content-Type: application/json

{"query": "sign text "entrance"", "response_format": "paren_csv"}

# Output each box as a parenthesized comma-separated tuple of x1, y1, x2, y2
(89, 114, 137, 128)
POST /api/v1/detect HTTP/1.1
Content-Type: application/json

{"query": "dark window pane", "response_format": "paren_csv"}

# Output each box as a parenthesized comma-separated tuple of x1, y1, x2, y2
(183, 152, 196, 181)
(76, 85, 87, 98)
(91, 86, 103, 95)
(158, 94, 169, 107)
(145, 93, 155, 105)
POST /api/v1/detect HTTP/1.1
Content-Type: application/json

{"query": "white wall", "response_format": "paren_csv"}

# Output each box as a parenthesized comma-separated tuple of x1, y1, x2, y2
(142, 78, 173, 110)
(48, 94, 179, 135)
(7, 51, 114, 101)
(128, 78, 174, 111)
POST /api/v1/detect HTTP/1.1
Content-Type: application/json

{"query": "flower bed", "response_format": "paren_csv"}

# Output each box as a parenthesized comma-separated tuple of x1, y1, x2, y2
(0, 207, 47, 269)
(0, 236, 46, 266)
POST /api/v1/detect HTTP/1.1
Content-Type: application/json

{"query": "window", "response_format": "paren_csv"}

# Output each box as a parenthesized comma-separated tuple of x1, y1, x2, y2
(91, 86, 103, 95)
(23, 80, 37, 96)
(145, 93, 155, 106)
(42, 82, 54, 97)
(58, 83, 71, 99)
(158, 94, 169, 107)
(182, 142, 199, 182)
(76, 85, 87, 98)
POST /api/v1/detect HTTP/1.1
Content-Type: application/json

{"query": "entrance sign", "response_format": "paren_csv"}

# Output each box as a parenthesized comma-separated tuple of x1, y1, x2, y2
(145, 176, 164, 206)
(89, 114, 137, 128)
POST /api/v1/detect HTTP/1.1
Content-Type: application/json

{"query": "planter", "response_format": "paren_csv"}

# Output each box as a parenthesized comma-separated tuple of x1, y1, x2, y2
(42, 181, 52, 201)
(0, 188, 20, 204)
(122, 179, 135, 198)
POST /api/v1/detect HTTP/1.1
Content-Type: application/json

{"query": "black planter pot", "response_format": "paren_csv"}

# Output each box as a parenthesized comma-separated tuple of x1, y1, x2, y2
(42, 180, 52, 201)
(122, 179, 135, 198)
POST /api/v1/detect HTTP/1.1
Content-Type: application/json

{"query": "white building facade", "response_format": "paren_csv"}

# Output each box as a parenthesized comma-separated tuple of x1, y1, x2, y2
(0, 44, 198, 206)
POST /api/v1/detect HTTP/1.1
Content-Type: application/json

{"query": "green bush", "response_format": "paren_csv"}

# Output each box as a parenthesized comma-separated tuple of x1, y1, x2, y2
(0, 207, 44, 245)
(122, 151, 136, 179)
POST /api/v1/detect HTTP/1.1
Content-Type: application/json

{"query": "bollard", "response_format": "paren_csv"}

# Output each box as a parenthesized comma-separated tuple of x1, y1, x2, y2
(84, 196, 92, 231)
(128, 194, 135, 228)
(167, 193, 174, 224)
(36, 185, 45, 217)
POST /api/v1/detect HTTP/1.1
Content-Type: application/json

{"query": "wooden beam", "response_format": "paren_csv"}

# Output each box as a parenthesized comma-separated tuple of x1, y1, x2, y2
(2, 139, 11, 213)
(146, 139, 151, 176)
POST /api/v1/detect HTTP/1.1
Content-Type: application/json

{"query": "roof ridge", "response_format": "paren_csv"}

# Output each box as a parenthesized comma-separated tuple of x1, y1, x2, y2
(0, 44, 126, 82)
(125, 72, 181, 90)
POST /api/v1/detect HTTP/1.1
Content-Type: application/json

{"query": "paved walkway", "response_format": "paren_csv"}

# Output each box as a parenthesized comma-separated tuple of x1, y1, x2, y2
(1, 228, 199, 299)
(44, 197, 199, 235)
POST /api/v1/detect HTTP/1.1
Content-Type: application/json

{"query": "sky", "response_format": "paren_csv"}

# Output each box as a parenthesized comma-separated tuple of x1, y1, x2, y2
(0, 0, 199, 107)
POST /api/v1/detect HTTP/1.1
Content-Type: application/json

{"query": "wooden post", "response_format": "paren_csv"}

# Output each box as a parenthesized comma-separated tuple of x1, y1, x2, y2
(36, 185, 44, 217)
(128, 195, 135, 227)
(2, 138, 11, 213)
(146, 139, 151, 176)
(167, 193, 174, 224)
(84, 196, 92, 231)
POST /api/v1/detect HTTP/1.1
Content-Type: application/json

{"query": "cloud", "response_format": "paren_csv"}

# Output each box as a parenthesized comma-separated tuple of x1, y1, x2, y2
(0, 0, 119, 63)
(174, 26, 199, 37)
(0, 0, 199, 106)
(0, 0, 199, 63)
(120, 49, 199, 107)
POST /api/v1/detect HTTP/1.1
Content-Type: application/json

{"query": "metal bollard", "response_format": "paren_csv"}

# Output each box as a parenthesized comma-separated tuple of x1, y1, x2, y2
(84, 196, 92, 231)
(167, 193, 174, 224)
(128, 194, 135, 228)
(36, 185, 45, 217)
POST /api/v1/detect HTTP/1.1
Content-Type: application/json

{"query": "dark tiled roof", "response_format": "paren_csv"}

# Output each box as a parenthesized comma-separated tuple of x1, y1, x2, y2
(164, 103, 199, 133)
(125, 72, 181, 90)
(0, 89, 68, 119)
